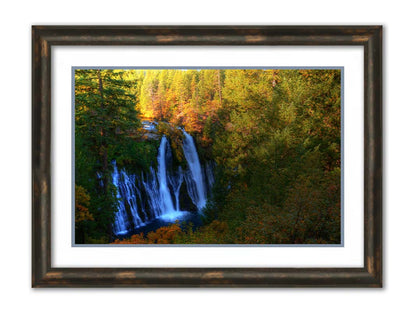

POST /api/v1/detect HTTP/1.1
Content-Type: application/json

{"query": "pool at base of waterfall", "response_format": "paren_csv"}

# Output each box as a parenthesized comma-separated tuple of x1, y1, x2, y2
(113, 211, 203, 240)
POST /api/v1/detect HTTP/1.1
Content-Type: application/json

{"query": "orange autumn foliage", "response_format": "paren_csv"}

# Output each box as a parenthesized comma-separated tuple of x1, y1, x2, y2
(111, 223, 183, 244)
(75, 185, 94, 224)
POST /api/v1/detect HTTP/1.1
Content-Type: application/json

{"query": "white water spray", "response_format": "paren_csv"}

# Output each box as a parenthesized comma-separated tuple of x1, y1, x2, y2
(182, 130, 207, 211)
(112, 129, 212, 234)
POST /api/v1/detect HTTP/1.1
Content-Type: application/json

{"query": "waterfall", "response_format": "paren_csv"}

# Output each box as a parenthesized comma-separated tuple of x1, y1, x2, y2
(112, 163, 131, 235)
(141, 167, 162, 218)
(204, 161, 215, 193)
(168, 166, 184, 211)
(112, 129, 213, 235)
(157, 136, 176, 215)
(182, 130, 207, 211)
(119, 170, 144, 228)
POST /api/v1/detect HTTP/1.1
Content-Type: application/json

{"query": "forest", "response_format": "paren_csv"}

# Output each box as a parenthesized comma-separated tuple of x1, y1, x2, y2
(75, 68, 341, 245)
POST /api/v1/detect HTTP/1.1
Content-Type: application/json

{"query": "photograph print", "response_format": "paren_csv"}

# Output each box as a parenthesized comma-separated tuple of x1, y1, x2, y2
(74, 68, 341, 245)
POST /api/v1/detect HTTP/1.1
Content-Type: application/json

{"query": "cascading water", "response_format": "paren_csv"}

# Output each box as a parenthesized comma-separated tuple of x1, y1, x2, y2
(118, 170, 144, 228)
(204, 161, 215, 193)
(141, 167, 162, 218)
(168, 166, 184, 211)
(182, 130, 207, 211)
(112, 163, 131, 235)
(157, 136, 176, 215)
(112, 129, 213, 235)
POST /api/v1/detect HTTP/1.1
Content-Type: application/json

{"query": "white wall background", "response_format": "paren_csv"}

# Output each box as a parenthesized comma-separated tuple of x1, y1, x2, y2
(0, 1, 414, 311)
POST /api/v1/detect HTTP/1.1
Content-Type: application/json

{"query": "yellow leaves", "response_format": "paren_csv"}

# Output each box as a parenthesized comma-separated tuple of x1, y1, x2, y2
(112, 233, 147, 244)
(113, 220, 230, 245)
(75, 185, 94, 223)
(208, 220, 228, 234)
(111, 223, 183, 244)
(225, 122, 234, 132)
(147, 223, 182, 243)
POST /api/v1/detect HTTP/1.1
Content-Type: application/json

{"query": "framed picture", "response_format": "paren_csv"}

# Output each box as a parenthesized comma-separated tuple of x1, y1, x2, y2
(32, 25, 382, 287)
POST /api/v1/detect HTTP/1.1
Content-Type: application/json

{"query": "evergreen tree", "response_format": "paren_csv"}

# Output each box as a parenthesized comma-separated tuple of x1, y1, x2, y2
(75, 69, 140, 241)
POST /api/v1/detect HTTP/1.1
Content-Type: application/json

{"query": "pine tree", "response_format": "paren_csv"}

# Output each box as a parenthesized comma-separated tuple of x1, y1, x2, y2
(75, 69, 140, 240)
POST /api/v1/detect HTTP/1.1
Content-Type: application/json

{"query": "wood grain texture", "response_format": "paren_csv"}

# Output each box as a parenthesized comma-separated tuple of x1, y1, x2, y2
(32, 25, 382, 287)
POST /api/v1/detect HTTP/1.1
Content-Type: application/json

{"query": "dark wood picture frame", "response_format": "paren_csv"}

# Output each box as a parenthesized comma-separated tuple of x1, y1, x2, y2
(32, 25, 382, 287)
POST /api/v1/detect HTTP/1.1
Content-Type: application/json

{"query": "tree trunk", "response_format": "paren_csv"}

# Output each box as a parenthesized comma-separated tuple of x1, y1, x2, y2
(97, 69, 108, 189)
(97, 70, 113, 240)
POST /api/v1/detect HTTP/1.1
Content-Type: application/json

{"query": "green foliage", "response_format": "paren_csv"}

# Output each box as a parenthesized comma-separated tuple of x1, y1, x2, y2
(173, 220, 229, 244)
(206, 69, 341, 244)
(75, 69, 141, 241)
(112, 138, 159, 172)
(156, 122, 186, 167)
